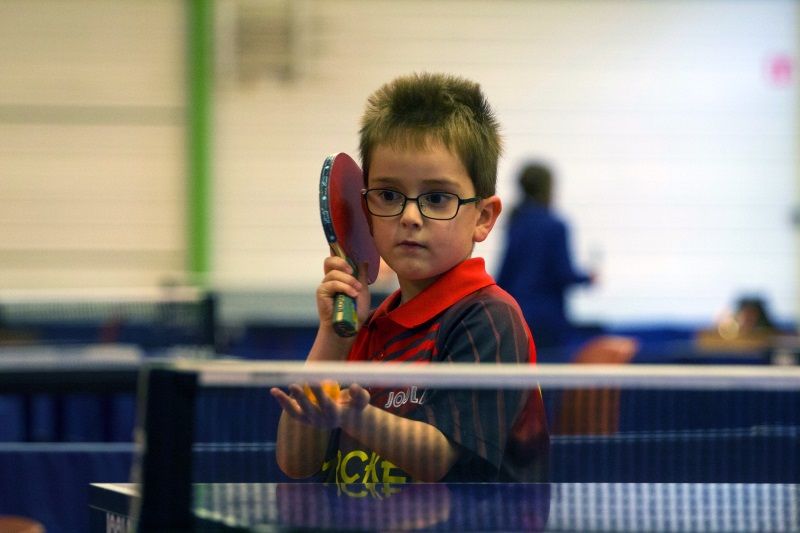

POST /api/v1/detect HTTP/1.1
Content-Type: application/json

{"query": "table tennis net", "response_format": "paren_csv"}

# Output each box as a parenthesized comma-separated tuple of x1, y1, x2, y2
(187, 482, 798, 532)
(130, 361, 800, 531)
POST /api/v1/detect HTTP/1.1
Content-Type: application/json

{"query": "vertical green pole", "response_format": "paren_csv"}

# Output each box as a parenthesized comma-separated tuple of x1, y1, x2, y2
(187, 0, 212, 286)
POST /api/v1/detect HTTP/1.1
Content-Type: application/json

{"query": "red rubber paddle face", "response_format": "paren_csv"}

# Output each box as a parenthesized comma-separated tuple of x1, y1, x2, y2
(320, 153, 379, 284)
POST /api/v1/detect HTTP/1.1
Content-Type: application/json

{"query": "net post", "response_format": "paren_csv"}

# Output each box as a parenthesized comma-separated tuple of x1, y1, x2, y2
(131, 366, 197, 531)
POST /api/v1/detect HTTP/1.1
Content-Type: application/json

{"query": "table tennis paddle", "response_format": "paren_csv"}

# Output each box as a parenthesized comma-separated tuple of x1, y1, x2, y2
(319, 153, 380, 337)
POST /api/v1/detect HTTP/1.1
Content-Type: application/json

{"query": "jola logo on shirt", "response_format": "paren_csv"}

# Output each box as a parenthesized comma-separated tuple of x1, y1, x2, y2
(383, 386, 427, 409)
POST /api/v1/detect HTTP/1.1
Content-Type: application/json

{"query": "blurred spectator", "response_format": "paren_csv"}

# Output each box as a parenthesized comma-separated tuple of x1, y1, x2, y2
(732, 296, 776, 335)
(697, 295, 780, 352)
(497, 162, 594, 351)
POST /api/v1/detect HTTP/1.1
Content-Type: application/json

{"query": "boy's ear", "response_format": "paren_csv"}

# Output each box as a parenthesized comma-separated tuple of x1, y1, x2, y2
(473, 195, 502, 243)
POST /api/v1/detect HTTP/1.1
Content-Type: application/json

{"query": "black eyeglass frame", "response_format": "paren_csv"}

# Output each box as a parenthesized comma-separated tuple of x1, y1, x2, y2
(361, 188, 481, 221)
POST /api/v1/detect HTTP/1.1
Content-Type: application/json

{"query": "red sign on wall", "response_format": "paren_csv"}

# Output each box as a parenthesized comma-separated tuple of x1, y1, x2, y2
(767, 53, 794, 87)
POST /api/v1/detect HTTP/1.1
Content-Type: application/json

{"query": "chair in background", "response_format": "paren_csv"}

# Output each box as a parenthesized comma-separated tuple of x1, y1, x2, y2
(0, 516, 45, 533)
(554, 335, 639, 435)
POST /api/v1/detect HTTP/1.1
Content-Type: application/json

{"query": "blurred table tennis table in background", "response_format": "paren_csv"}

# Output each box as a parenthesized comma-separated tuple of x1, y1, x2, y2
(0, 344, 146, 443)
(0, 344, 213, 440)
(0, 344, 144, 393)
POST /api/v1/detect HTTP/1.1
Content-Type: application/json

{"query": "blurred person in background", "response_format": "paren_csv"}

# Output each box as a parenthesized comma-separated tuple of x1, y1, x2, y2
(697, 295, 782, 353)
(497, 162, 594, 353)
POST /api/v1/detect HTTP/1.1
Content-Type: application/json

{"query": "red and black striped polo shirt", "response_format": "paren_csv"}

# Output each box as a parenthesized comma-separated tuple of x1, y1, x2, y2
(320, 258, 548, 483)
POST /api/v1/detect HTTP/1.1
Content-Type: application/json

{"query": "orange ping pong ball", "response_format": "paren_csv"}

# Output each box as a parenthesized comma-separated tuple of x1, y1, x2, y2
(303, 380, 340, 405)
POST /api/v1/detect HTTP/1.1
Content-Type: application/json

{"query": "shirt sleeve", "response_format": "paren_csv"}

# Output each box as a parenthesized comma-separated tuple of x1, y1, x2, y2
(409, 293, 532, 474)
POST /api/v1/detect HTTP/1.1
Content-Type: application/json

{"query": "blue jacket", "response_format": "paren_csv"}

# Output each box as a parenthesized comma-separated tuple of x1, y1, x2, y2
(497, 203, 590, 348)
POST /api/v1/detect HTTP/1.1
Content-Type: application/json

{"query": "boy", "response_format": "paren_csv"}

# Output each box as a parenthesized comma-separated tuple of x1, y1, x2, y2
(271, 72, 548, 485)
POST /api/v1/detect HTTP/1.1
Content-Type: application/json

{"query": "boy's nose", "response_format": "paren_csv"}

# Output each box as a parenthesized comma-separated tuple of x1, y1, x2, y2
(399, 198, 424, 225)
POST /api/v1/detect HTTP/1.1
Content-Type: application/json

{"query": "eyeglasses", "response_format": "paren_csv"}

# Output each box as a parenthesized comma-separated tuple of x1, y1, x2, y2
(362, 188, 480, 220)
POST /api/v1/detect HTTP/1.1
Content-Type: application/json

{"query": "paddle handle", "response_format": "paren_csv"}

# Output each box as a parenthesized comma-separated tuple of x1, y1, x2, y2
(330, 244, 358, 337)
(332, 292, 357, 337)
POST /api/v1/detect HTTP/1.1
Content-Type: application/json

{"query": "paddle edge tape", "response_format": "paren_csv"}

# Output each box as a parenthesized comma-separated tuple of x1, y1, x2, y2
(319, 154, 338, 246)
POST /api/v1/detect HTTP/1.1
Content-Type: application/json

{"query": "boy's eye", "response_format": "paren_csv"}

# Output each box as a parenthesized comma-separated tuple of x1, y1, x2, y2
(377, 190, 402, 203)
(422, 192, 454, 207)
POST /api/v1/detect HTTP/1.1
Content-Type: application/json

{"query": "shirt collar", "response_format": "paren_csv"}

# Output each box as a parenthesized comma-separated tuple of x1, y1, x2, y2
(371, 257, 496, 328)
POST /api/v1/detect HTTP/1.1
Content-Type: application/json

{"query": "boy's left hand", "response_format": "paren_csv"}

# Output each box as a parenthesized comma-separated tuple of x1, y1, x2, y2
(270, 382, 371, 430)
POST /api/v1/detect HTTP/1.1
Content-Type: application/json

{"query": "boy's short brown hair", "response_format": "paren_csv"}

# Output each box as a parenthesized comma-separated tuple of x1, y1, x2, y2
(359, 72, 502, 198)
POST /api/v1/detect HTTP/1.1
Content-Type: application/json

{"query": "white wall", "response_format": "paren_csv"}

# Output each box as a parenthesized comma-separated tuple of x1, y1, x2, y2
(213, 0, 798, 325)
(0, 1, 185, 289)
(0, 1, 796, 327)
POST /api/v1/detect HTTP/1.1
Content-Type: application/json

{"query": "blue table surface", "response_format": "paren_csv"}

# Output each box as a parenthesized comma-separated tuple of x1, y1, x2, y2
(91, 481, 799, 532)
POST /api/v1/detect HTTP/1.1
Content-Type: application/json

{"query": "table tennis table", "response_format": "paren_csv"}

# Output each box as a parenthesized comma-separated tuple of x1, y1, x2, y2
(0, 344, 143, 394)
(90, 481, 799, 532)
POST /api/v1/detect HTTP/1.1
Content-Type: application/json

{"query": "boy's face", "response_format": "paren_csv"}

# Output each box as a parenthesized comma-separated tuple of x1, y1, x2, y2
(366, 140, 500, 300)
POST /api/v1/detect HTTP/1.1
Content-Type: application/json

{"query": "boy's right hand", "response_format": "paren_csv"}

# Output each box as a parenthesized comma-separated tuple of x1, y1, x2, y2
(316, 256, 371, 332)
(270, 382, 371, 431)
